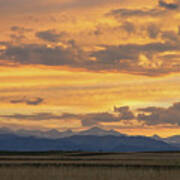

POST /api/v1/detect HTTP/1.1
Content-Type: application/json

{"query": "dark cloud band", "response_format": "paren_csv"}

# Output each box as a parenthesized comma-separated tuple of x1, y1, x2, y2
(2, 102, 180, 127)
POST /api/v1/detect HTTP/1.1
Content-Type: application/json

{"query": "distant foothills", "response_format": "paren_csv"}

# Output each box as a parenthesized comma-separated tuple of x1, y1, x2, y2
(0, 127, 180, 152)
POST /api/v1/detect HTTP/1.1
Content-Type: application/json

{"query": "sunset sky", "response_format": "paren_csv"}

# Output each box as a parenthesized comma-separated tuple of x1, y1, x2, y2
(1, 0, 180, 137)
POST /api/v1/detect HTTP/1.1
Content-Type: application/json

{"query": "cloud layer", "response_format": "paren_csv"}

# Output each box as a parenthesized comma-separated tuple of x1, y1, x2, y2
(2, 102, 180, 128)
(0, 0, 180, 77)
(0, 0, 180, 135)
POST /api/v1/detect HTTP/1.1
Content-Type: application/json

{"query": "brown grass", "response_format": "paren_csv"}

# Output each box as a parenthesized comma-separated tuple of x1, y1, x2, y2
(0, 166, 180, 180)
(0, 152, 180, 180)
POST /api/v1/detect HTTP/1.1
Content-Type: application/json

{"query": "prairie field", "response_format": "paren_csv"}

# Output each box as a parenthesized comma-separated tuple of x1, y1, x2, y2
(0, 152, 180, 180)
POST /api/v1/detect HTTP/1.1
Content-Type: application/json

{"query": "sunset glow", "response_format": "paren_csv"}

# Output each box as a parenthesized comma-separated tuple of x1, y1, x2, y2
(1, 0, 180, 137)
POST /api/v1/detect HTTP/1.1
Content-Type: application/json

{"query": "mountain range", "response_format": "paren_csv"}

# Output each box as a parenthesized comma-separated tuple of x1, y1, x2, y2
(0, 127, 125, 139)
(0, 127, 179, 152)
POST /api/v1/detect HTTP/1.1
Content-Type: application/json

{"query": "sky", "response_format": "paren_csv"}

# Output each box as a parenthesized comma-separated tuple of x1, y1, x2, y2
(1, 0, 180, 137)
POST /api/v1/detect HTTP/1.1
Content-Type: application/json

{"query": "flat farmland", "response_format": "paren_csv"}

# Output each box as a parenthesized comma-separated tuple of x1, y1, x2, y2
(0, 152, 179, 180)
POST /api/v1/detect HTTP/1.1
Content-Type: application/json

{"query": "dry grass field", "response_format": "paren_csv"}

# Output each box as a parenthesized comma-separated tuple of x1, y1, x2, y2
(0, 152, 179, 180)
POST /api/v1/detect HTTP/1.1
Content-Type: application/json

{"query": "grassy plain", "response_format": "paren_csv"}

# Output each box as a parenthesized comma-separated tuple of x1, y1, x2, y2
(0, 152, 179, 180)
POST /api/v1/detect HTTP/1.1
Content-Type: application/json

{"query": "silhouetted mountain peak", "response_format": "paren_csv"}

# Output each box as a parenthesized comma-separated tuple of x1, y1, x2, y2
(0, 127, 13, 134)
(152, 134, 162, 141)
(86, 127, 106, 133)
(47, 129, 60, 134)
(0, 133, 177, 152)
(64, 129, 73, 133)
(79, 127, 125, 136)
